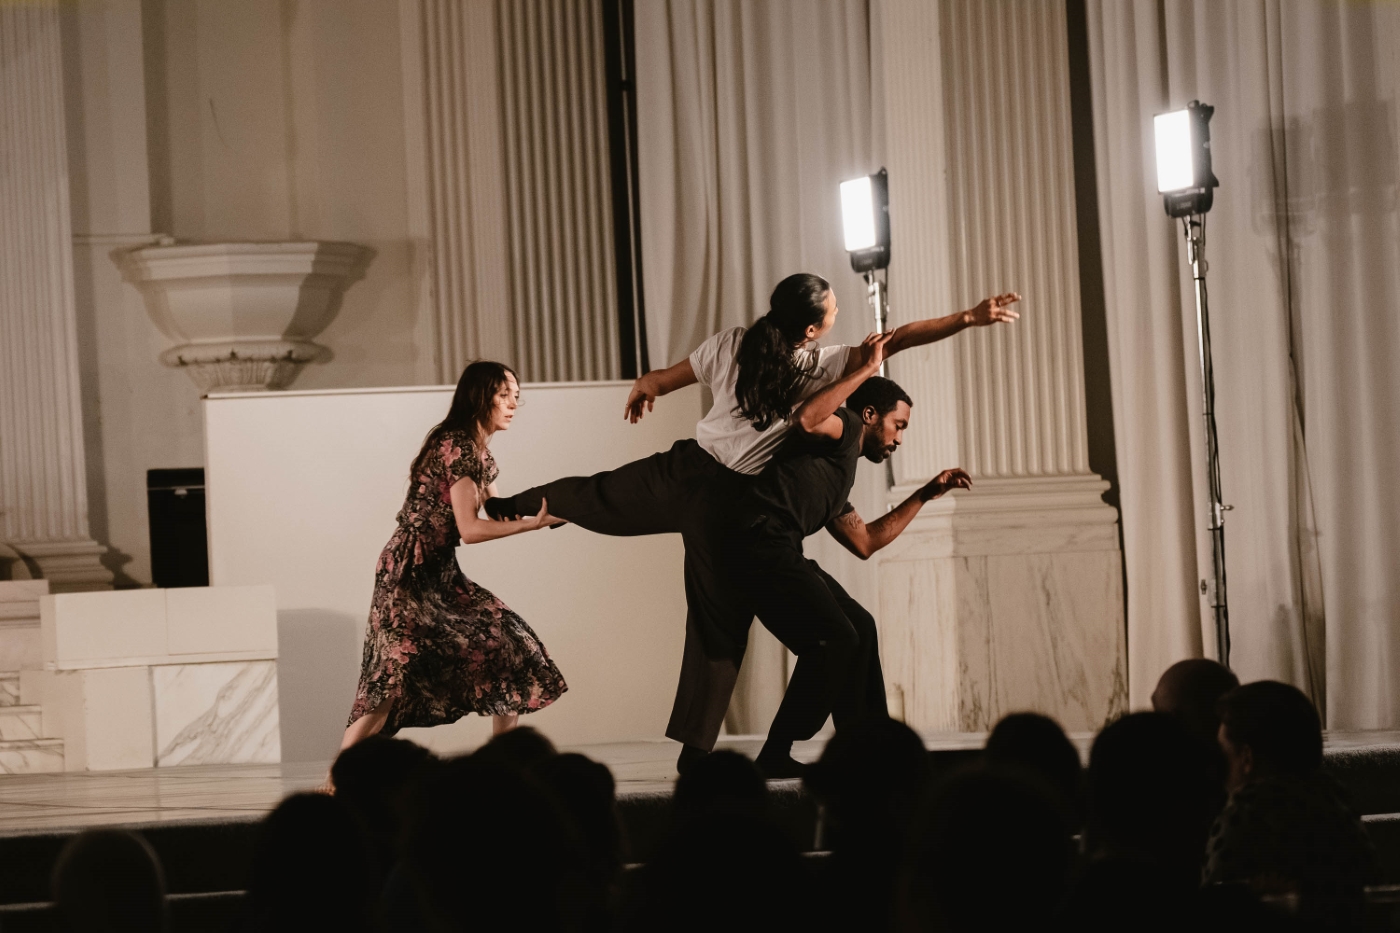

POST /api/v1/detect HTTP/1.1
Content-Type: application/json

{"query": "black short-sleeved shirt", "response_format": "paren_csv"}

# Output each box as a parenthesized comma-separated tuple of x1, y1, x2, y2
(743, 407, 862, 539)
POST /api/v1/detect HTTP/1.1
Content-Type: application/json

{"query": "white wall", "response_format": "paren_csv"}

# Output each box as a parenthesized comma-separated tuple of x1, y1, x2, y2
(59, 0, 430, 587)
(205, 382, 703, 760)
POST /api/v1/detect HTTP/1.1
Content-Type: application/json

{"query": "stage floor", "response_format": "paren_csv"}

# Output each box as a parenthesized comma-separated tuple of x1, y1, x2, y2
(1, 730, 1396, 837)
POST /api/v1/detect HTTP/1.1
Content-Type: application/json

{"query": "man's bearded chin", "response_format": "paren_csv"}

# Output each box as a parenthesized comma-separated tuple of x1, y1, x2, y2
(862, 437, 892, 463)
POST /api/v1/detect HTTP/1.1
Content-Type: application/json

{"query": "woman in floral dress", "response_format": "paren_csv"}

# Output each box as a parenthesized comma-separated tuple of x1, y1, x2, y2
(340, 361, 567, 750)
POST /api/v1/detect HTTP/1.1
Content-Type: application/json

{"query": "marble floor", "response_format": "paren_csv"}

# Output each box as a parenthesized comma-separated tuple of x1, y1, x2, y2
(0, 730, 1394, 837)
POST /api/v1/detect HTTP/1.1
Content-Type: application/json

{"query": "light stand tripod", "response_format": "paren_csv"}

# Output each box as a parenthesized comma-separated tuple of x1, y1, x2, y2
(1183, 214, 1231, 667)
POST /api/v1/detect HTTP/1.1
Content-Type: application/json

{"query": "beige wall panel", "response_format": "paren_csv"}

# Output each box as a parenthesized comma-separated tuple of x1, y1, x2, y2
(205, 382, 703, 760)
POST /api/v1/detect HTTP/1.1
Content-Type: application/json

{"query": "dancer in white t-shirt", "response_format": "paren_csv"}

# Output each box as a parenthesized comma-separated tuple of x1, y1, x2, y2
(486, 273, 1018, 771)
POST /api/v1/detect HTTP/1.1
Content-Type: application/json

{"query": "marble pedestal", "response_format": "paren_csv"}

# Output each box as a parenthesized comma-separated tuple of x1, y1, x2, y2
(0, 580, 46, 672)
(876, 476, 1127, 733)
(24, 585, 281, 771)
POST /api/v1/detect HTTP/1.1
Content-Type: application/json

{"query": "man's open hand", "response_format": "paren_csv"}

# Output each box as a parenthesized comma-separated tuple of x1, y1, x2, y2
(967, 293, 1021, 327)
(919, 468, 973, 502)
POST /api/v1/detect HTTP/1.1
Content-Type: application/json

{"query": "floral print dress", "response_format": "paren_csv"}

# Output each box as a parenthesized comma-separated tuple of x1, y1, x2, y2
(350, 429, 567, 732)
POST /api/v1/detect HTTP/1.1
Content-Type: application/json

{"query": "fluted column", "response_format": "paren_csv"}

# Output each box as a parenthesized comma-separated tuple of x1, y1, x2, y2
(876, 0, 1123, 732)
(0, 4, 111, 591)
(497, 0, 620, 382)
(401, 0, 620, 385)
(401, 0, 514, 383)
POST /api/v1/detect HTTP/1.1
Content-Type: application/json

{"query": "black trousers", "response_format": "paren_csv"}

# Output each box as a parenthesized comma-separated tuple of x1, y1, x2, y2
(724, 524, 889, 746)
(502, 441, 755, 749)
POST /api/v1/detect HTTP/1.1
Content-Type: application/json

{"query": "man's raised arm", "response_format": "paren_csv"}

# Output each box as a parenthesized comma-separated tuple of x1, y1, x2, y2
(826, 468, 973, 559)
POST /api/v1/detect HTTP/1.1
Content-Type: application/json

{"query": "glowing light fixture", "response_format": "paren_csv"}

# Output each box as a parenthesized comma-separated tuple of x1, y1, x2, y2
(1153, 101, 1218, 217)
(840, 168, 889, 272)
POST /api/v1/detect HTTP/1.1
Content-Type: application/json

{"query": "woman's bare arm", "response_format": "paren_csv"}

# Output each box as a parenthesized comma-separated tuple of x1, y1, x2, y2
(451, 479, 558, 543)
(842, 293, 1021, 375)
(624, 359, 699, 423)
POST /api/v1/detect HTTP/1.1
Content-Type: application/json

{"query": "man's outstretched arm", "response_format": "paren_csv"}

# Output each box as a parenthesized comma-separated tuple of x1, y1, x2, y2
(843, 293, 1021, 375)
(825, 469, 973, 559)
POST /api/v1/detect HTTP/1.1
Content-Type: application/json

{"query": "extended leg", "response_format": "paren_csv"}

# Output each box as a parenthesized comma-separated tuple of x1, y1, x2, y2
(493, 440, 714, 537)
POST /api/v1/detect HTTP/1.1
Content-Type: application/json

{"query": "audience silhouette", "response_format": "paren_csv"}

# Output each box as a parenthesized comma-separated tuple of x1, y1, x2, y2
(331, 736, 438, 886)
(33, 663, 1389, 933)
(1206, 680, 1377, 929)
(803, 716, 930, 932)
(51, 829, 167, 933)
(983, 711, 1085, 830)
(1152, 658, 1240, 748)
(902, 766, 1073, 931)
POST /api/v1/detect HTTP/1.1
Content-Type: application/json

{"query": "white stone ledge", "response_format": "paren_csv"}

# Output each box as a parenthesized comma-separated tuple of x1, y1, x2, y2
(41, 585, 278, 670)
(44, 649, 277, 672)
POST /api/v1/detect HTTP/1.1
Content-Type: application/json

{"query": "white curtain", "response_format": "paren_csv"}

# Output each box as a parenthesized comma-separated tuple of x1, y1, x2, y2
(634, 0, 882, 731)
(1088, 0, 1400, 725)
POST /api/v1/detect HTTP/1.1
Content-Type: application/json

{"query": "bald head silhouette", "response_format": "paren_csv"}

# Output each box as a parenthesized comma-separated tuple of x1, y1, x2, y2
(1151, 659, 1239, 747)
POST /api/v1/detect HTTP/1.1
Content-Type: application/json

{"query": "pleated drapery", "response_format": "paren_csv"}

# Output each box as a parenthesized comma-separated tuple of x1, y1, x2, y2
(1087, 0, 1400, 723)
(497, 0, 621, 383)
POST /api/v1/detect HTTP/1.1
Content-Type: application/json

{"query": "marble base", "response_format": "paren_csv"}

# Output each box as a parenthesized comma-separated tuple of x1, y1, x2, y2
(0, 738, 64, 774)
(877, 475, 1127, 733)
(6, 539, 112, 593)
(0, 705, 41, 741)
(0, 580, 45, 671)
(155, 661, 280, 767)
(0, 674, 19, 706)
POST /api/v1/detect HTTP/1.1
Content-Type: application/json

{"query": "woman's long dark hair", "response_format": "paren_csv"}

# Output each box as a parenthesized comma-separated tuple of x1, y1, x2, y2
(733, 273, 832, 430)
(410, 361, 516, 479)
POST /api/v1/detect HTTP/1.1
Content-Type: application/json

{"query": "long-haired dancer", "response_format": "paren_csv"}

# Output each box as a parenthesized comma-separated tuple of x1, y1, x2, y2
(489, 274, 1018, 770)
(340, 362, 567, 755)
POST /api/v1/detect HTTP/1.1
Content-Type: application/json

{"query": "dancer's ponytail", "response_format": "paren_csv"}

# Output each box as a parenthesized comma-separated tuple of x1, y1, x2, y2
(734, 273, 832, 430)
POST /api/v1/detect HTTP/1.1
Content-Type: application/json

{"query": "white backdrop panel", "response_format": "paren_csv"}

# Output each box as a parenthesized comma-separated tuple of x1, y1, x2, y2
(205, 382, 703, 760)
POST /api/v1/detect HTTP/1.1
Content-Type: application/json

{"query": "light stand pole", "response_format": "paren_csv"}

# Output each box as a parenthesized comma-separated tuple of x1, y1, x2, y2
(1156, 100, 1229, 667)
(1183, 215, 1231, 667)
(863, 269, 889, 376)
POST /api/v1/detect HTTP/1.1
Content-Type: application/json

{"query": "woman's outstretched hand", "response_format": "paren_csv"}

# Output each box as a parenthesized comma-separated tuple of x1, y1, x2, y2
(624, 376, 657, 423)
(532, 497, 566, 530)
(919, 468, 973, 502)
(967, 293, 1022, 326)
(852, 331, 896, 373)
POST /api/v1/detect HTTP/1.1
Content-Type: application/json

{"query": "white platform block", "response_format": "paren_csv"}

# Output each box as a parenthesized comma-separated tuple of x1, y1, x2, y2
(0, 674, 19, 707)
(40, 585, 278, 670)
(877, 477, 1128, 734)
(40, 667, 154, 771)
(0, 580, 47, 672)
(34, 585, 281, 770)
(154, 660, 280, 766)
(0, 739, 64, 774)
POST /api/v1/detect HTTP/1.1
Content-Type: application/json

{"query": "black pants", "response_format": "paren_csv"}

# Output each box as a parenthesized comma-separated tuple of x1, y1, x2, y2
(724, 524, 888, 747)
(501, 441, 755, 749)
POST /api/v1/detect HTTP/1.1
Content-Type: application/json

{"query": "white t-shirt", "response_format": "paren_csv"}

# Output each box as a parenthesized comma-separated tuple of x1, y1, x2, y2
(688, 326, 852, 475)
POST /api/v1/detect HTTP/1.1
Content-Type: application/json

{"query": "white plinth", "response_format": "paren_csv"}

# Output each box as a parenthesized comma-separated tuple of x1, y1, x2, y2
(31, 585, 281, 770)
(0, 581, 47, 672)
(877, 476, 1127, 733)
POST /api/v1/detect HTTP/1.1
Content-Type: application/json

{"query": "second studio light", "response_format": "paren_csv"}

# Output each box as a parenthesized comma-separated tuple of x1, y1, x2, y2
(1154, 100, 1219, 217)
(840, 168, 890, 273)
